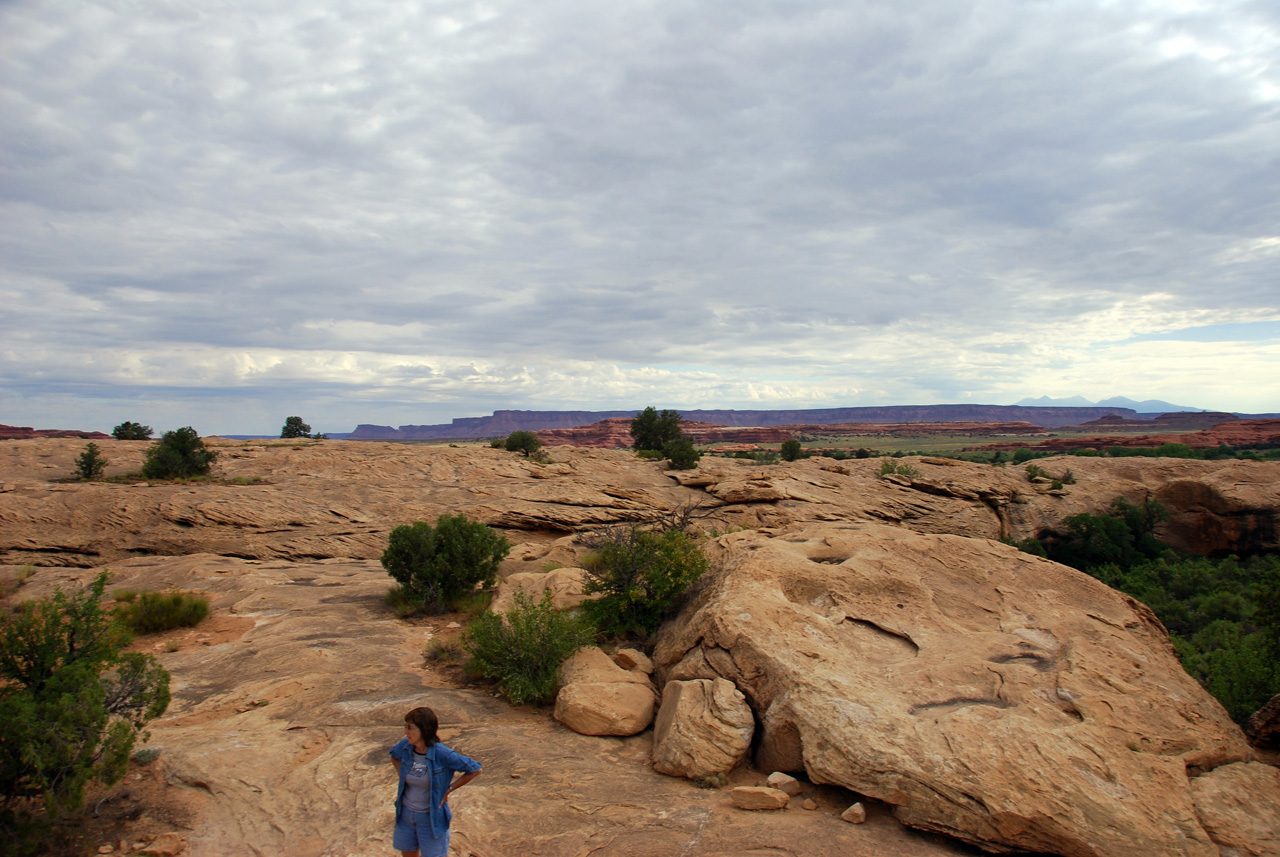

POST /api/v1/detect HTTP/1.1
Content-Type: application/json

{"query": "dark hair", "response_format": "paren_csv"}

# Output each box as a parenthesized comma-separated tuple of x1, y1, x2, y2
(404, 707, 439, 747)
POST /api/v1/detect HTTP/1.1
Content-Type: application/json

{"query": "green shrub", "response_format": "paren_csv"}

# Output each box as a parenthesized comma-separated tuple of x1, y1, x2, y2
(73, 443, 108, 481)
(111, 421, 153, 441)
(0, 574, 170, 850)
(663, 437, 701, 470)
(489, 438, 504, 449)
(141, 427, 218, 480)
(1025, 463, 1048, 481)
(462, 591, 594, 705)
(381, 515, 511, 612)
(878, 460, 920, 478)
(780, 439, 804, 462)
(581, 524, 709, 637)
(116, 591, 209, 635)
(504, 430, 543, 458)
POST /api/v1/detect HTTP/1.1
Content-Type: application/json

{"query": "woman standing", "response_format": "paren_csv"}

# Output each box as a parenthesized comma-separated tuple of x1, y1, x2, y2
(389, 707, 482, 857)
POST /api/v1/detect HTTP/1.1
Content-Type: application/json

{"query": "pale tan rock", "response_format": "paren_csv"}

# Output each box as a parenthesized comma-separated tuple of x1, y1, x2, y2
(97, 846, 114, 854)
(613, 647, 654, 674)
(140, 832, 185, 856)
(655, 523, 1254, 857)
(802, 798, 818, 811)
(554, 647, 657, 736)
(490, 567, 596, 614)
(841, 802, 867, 824)
(1190, 762, 1280, 856)
(766, 771, 801, 796)
(731, 786, 789, 810)
(651, 678, 753, 778)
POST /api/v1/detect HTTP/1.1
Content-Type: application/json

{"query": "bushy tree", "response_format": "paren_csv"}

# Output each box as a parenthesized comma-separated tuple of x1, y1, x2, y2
(504, 430, 543, 458)
(280, 416, 311, 439)
(111, 422, 153, 441)
(462, 591, 594, 705)
(381, 514, 512, 611)
(73, 443, 107, 481)
(581, 524, 709, 637)
(1, 574, 170, 851)
(140, 427, 218, 480)
(780, 439, 804, 462)
(663, 437, 701, 470)
(630, 407, 683, 453)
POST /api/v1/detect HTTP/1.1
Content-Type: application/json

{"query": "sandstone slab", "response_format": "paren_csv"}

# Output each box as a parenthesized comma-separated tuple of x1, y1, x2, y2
(1189, 762, 1280, 857)
(730, 786, 789, 810)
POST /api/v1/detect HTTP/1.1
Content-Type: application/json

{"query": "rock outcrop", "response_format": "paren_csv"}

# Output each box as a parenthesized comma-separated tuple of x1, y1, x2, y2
(653, 523, 1263, 857)
(3, 439, 1277, 565)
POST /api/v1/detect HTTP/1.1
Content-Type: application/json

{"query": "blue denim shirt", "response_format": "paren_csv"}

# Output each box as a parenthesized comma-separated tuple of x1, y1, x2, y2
(389, 738, 482, 837)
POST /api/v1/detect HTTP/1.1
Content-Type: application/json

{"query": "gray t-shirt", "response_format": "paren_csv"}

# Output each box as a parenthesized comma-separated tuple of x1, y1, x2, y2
(402, 750, 433, 812)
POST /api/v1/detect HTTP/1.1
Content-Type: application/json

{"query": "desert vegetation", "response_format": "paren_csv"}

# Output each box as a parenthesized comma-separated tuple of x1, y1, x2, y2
(0, 574, 170, 855)
(113, 590, 210, 635)
(1011, 498, 1280, 724)
(110, 421, 152, 441)
(72, 443, 107, 481)
(381, 514, 512, 613)
(141, 427, 218, 480)
(462, 591, 594, 705)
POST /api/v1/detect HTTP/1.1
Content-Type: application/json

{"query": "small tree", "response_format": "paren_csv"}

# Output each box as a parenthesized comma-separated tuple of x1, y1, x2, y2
(504, 430, 543, 458)
(280, 416, 312, 439)
(140, 427, 218, 480)
(381, 514, 512, 611)
(663, 437, 701, 470)
(0, 574, 170, 849)
(630, 407, 684, 453)
(111, 422, 153, 441)
(581, 524, 709, 637)
(780, 439, 804, 462)
(73, 443, 107, 481)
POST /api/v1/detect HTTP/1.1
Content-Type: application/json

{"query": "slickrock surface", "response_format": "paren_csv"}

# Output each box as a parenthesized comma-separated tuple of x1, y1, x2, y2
(4, 557, 969, 857)
(2, 439, 1278, 856)
(3, 438, 1278, 565)
(653, 523, 1266, 857)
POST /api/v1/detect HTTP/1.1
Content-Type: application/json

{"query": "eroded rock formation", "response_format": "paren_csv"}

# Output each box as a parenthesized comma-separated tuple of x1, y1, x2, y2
(653, 523, 1266, 857)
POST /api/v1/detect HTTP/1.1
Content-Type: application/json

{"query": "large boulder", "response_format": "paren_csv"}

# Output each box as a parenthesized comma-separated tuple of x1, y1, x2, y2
(651, 678, 754, 778)
(654, 523, 1254, 857)
(554, 647, 657, 736)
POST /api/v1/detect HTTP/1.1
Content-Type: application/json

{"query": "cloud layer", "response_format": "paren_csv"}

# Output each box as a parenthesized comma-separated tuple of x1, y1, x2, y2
(3, 0, 1278, 433)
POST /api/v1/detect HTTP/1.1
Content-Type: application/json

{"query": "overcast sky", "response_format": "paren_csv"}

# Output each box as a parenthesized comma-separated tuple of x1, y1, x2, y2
(2, 0, 1277, 435)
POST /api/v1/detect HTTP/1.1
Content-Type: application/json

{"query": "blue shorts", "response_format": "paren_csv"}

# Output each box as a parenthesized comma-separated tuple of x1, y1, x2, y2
(393, 808, 450, 856)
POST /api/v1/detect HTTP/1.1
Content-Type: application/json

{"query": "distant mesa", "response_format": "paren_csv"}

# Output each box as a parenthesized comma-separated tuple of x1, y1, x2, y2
(350, 404, 1159, 441)
(0, 423, 110, 440)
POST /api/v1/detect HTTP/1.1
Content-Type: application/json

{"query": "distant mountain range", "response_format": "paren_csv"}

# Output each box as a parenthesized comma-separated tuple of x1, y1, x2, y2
(1014, 395, 1200, 412)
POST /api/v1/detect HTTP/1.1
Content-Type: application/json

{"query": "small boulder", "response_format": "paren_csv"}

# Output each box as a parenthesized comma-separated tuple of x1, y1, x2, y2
(841, 802, 867, 824)
(731, 786, 790, 810)
(651, 678, 753, 778)
(140, 832, 186, 856)
(554, 647, 656, 736)
(766, 771, 802, 796)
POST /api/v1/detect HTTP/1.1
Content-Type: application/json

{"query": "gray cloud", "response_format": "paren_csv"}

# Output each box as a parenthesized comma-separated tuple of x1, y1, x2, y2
(2, 0, 1278, 433)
